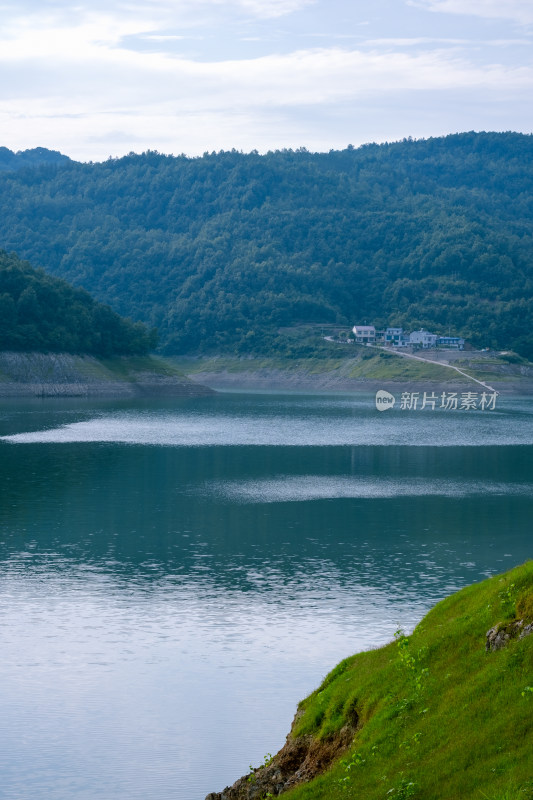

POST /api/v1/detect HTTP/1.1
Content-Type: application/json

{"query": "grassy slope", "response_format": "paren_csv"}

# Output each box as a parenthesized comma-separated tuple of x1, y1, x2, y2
(344, 353, 453, 381)
(172, 352, 495, 384)
(283, 562, 533, 800)
(74, 355, 186, 381)
(0, 353, 186, 383)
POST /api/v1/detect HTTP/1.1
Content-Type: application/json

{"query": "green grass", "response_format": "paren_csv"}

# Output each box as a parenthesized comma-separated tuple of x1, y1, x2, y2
(72, 354, 185, 381)
(98, 355, 185, 378)
(453, 357, 530, 384)
(172, 349, 533, 388)
(170, 355, 351, 376)
(282, 562, 533, 800)
(171, 353, 458, 382)
(345, 352, 453, 381)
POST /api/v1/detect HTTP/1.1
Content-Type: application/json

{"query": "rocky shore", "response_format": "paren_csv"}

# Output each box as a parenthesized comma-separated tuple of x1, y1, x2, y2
(188, 367, 474, 394)
(0, 352, 213, 398)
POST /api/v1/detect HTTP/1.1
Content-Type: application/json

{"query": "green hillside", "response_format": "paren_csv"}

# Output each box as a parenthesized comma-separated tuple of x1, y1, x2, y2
(0, 132, 531, 357)
(210, 562, 533, 800)
(0, 250, 156, 356)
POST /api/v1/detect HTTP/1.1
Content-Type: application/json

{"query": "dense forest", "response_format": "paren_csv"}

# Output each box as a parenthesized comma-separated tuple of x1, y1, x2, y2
(0, 147, 70, 172)
(0, 251, 156, 355)
(0, 132, 531, 357)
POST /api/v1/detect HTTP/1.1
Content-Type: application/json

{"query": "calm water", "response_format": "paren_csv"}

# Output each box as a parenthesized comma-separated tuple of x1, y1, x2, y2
(0, 392, 532, 800)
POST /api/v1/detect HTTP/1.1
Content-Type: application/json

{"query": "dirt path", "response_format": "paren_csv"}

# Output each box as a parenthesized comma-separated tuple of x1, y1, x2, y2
(390, 349, 499, 394)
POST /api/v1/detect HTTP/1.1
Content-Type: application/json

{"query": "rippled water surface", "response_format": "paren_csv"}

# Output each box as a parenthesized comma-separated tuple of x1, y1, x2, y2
(1, 392, 532, 799)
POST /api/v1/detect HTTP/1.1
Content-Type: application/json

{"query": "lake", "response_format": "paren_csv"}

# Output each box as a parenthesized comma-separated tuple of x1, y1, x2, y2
(0, 391, 532, 799)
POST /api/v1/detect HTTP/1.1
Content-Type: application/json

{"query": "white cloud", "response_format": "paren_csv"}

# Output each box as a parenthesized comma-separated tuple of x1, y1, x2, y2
(0, 0, 315, 23)
(360, 37, 533, 47)
(0, 2, 532, 159)
(147, 0, 316, 16)
(412, 0, 533, 25)
(3, 25, 532, 110)
(2, 39, 532, 122)
(361, 37, 468, 46)
(141, 34, 188, 41)
(236, 0, 316, 18)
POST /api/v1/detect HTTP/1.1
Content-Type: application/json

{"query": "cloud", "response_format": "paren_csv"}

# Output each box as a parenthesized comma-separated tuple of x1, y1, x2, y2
(2, 36, 532, 136)
(141, 34, 188, 41)
(86, 129, 147, 143)
(203, 48, 533, 105)
(236, 0, 316, 18)
(411, 0, 533, 25)
(360, 37, 533, 48)
(0, 0, 315, 22)
(0, 2, 532, 160)
(3, 28, 532, 110)
(361, 37, 468, 47)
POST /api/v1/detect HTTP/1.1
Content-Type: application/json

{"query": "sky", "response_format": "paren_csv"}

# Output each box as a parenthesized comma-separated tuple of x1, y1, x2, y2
(0, 0, 532, 161)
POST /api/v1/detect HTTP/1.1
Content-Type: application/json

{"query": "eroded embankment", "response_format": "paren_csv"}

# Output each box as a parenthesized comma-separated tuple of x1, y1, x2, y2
(206, 712, 357, 800)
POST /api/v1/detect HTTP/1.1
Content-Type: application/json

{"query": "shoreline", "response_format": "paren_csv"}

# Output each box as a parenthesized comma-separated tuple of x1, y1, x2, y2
(172, 355, 533, 395)
(1, 351, 531, 398)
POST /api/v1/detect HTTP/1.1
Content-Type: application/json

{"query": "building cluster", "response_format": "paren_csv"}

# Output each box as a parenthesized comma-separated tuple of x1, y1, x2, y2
(351, 325, 465, 350)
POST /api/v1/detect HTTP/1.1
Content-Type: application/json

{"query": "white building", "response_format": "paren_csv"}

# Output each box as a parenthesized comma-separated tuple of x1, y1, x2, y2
(409, 329, 438, 349)
(384, 327, 411, 347)
(385, 327, 404, 346)
(352, 325, 376, 344)
(437, 336, 465, 350)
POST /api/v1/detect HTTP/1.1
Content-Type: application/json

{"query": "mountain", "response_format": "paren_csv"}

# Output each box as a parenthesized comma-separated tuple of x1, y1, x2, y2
(0, 250, 156, 355)
(0, 147, 71, 172)
(0, 132, 531, 357)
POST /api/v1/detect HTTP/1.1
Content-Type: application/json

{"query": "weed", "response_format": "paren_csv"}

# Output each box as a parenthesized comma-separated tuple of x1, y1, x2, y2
(479, 782, 533, 800)
(338, 751, 367, 790)
(498, 582, 517, 616)
(247, 752, 274, 783)
(387, 777, 418, 798)
(399, 732, 423, 751)
(394, 629, 429, 695)
(395, 629, 417, 673)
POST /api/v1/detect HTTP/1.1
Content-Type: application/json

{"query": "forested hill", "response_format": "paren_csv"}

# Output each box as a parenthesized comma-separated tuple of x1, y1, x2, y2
(0, 147, 71, 172)
(0, 251, 156, 355)
(0, 132, 531, 357)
